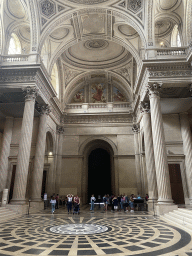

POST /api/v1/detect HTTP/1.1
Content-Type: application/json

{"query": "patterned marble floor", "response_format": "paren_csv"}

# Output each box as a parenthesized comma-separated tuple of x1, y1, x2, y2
(0, 206, 192, 256)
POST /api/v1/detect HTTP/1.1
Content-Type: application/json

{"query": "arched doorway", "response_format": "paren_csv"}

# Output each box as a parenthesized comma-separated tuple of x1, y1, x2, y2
(88, 148, 111, 201)
(80, 138, 118, 204)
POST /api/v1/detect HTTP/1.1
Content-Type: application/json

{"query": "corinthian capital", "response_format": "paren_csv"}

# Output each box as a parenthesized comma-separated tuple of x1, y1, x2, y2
(147, 83, 162, 98)
(57, 125, 64, 134)
(39, 104, 51, 115)
(23, 86, 38, 101)
(140, 101, 150, 114)
(132, 124, 140, 133)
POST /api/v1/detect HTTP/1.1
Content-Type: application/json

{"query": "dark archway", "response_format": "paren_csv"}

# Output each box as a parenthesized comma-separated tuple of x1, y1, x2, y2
(88, 148, 111, 201)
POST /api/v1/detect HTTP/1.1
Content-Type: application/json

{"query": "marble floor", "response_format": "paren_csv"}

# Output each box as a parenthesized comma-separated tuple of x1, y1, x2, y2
(0, 205, 192, 256)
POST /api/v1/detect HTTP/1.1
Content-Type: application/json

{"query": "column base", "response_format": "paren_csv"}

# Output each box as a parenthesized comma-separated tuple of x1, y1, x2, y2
(10, 199, 27, 205)
(156, 204, 178, 215)
(30, 201, 44, 212)
(147, 199, 158, 212)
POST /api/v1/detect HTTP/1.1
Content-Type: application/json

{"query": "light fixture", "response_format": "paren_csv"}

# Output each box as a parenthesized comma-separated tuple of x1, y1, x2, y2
(49, 152, 53, 156)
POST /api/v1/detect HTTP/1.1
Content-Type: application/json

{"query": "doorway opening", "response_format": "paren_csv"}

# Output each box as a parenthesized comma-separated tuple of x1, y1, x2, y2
(9, 165, 16, 203)
(41, 170, 47, 199)
(88, 148, 111, 201)
(168, 164, 185, 204)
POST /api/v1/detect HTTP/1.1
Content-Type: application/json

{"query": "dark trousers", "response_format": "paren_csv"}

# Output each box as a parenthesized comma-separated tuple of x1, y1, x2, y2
(67, 202, 72, 212)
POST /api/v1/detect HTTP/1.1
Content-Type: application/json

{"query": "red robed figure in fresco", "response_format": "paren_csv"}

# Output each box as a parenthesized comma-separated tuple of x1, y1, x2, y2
(92, 84, 103, 101)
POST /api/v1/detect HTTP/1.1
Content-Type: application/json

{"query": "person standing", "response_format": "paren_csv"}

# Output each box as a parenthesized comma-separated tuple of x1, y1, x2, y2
(50, 196, 56, 214)
(67, 194, 73, 214)
(90, 194, 96, 211)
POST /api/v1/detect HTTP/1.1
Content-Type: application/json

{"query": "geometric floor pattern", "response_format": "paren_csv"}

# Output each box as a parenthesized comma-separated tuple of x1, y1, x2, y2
(0, 207, 192, 256)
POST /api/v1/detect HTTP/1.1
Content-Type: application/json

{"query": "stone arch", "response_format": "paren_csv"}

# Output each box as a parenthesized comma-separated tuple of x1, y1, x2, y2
(26, 0, 39, 52)
(79, 136, 118, 155)
(38, 8, 147, 74)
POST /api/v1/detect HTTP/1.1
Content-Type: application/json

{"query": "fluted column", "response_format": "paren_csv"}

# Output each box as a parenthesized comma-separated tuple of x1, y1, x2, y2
(140, 101, 158, 205)
(55, 125, 64, 194)
(147, 83, 173, 205)
(31, 105, 51, 201)
(132, 124, 142, 195)
(0, 117, 14, 195)
(180, 112, 192, 204)
(11, 87, 38, 204)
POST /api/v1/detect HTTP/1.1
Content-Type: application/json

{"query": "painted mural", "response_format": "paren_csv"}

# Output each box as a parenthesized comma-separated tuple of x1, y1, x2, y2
(71, 88, 84, 103)
(91, 83, 106, 103)
(113, 87, 127, 102)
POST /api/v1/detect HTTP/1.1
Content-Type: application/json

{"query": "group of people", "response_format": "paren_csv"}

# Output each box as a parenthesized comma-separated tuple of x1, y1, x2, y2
(49, 194, 80, 214)
(49, 193, 149, 214)
(90, 193, 149, 212)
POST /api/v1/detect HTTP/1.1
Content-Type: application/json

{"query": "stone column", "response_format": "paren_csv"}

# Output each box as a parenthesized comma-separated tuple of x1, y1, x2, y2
(0, 117, 14, 195)
(55, 125, 64, 195)
(179, 112, 192, 204)
(147, 83, 177, 214)
(11, 87, 38, 204)
(31, 105, 51, 202)
(140, 101, 158, 210)
(132, 124, 142, 195)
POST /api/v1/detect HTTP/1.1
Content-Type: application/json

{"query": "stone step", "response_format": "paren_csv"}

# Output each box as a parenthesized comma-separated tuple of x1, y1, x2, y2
(168, 211, 192, 225)
(0, 207, 18, 222)
(162, 208, 192, 233)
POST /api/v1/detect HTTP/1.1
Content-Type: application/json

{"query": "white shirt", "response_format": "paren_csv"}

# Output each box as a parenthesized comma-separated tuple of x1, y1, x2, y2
(91, 196, 96, 202)
(68, 196, 73, 202)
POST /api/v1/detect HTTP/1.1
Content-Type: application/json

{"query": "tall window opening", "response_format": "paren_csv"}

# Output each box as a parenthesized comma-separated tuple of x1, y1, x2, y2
(171, 25, 181, 47)
(8, 33, 21, 54)
(51, 63, 60, 97)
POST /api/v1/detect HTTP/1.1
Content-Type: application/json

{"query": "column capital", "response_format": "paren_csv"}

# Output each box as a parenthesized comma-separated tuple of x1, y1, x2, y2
(57, 125, 64, 134)
(140, 101, 150, 114)
(23, 87, 38, 101)
(37, 104, 51, 115)
(132, 124, 140, 133)
(147, 83, 162, 98)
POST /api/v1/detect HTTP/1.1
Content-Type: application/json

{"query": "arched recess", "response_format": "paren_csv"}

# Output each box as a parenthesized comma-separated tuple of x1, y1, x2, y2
(64, 71, 133, 105)
(44, 129, 56, 197)
(79, 137, 118, 204)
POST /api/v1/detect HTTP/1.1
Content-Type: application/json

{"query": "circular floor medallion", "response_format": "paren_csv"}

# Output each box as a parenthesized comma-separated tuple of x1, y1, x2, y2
(50, 224, 108, 235)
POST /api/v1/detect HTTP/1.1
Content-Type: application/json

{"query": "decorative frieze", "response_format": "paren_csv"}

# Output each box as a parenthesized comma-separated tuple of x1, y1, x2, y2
(149, 70, 192, 77)
(64, 114, 132, 124)
(0, 70, 36, 83)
